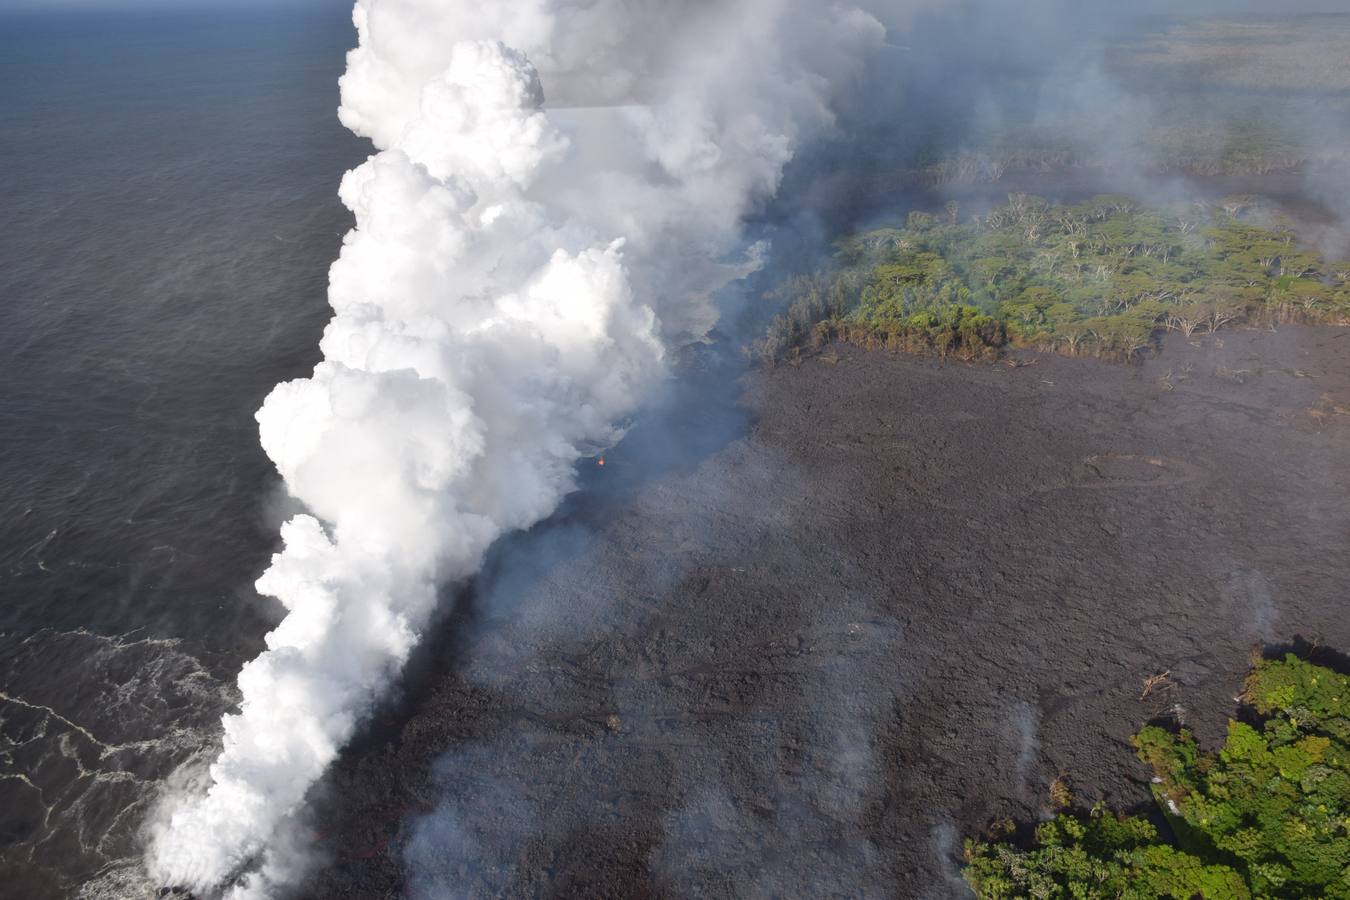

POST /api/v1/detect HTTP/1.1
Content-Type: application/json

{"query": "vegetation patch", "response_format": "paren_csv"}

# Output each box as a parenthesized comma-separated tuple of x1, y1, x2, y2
(754, 195, 1350, 365)
(963, 654, 1350, 899)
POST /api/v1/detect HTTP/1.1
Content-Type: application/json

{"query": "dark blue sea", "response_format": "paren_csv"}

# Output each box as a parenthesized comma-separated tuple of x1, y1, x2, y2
(0, 6, 364, 896)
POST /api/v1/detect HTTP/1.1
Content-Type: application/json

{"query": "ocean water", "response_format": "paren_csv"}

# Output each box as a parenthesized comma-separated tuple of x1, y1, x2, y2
(0, 7, 364, 896)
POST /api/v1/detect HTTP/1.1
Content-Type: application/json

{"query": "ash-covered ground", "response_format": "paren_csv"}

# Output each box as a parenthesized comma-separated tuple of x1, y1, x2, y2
(299, 326, 1350, 899)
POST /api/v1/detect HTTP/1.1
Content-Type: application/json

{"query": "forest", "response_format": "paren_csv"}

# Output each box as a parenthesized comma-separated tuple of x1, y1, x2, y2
(754, 194, 1350, 364)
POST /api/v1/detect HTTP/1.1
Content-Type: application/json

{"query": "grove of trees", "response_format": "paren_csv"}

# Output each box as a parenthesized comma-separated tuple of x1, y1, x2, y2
(754, 195, 1350, 365)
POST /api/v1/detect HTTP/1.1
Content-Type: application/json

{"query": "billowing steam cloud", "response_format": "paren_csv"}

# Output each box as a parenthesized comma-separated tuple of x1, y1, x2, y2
(145, 0, 883, 895)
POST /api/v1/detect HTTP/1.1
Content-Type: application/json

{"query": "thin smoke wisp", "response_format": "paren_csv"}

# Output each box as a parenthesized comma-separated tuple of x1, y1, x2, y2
(145, 0, 884, 895)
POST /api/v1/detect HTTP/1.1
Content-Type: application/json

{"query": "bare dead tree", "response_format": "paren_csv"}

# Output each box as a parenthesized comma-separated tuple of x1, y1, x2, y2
(1023, 211, 1046, 242)
(1165, 311, 1203, 338)
(1141, 671, 1175, 699)
(1033, 250, 1063, 277)
(1205, 308, 1242, 334)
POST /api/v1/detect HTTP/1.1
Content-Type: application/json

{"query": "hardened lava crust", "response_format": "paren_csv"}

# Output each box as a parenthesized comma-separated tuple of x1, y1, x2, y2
(300, 326, 1350, 899)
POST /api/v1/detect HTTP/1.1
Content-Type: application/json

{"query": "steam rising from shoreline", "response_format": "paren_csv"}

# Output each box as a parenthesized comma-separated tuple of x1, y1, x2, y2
(145, 1, 883, 894)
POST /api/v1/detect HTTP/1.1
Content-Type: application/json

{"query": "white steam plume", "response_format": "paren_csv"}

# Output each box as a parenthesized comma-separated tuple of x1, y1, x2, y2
(146, 1, 883, 895)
